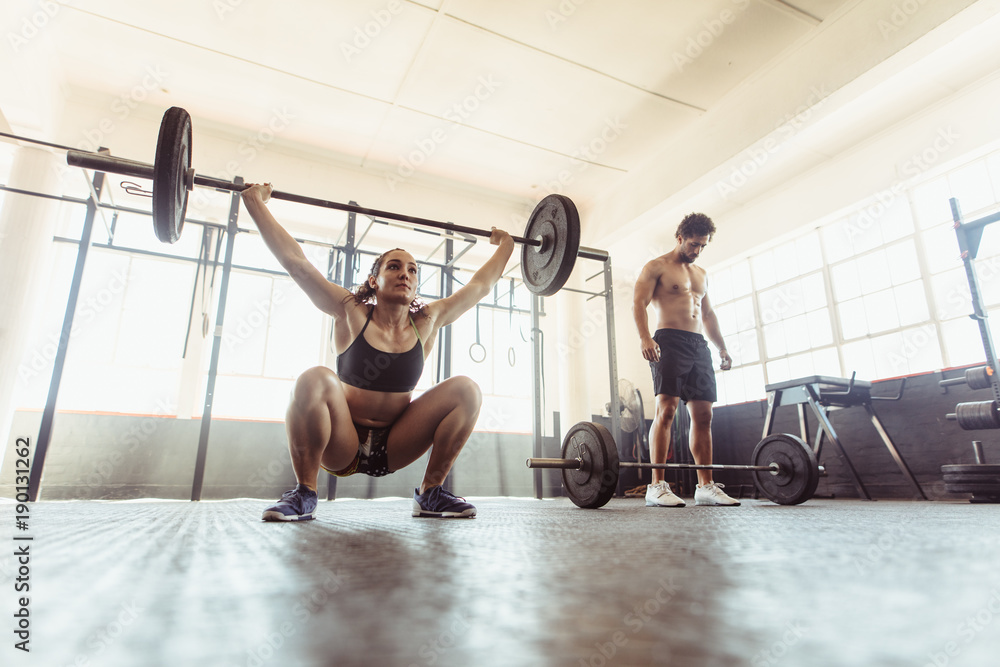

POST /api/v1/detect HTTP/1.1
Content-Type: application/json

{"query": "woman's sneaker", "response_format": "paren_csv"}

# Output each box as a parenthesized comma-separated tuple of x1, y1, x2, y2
(412, 485, 476, 518)
(262, 484, 318, 521)
(645, 481, 686, 507)
(694, 482, 741, 506)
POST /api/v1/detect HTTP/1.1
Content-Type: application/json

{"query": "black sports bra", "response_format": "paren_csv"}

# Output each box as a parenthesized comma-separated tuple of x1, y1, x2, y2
(336, 307, 424, 392)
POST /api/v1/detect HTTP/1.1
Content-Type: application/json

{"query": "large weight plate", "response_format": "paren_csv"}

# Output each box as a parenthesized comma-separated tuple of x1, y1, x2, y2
(153, 106, 192, 244)
(941, 464, 1000, 475)
(945, 482, 1000, 494)
(751, 434, 818, 505)
(944, 473, 1000, 485)
(561, 421, 619, 509)
(522, 194, 580, 296)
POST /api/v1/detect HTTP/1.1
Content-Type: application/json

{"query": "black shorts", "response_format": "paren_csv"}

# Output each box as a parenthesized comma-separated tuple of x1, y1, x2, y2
(649, 328, 717, 402)
(321, 422, 393, 478)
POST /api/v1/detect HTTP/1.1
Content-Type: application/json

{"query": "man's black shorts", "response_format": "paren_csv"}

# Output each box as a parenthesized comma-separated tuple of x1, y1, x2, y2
(648, 328, 717, 402)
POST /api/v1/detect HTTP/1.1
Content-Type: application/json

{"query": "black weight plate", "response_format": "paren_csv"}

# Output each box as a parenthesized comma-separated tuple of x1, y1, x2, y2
(945, 482, 1000, 494)
(954, 400, 1000, 430)
(751, 433, 818, 505)
(521, 194, 580, 297)
(561, 421, 619, 509)
(941, 464, 1000, 475)
(943, 473, 1000, 484)
(153, 107, 192, 244)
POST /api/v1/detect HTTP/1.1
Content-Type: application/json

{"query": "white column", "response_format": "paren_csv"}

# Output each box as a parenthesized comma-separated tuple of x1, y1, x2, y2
(0, 146, 61, 454)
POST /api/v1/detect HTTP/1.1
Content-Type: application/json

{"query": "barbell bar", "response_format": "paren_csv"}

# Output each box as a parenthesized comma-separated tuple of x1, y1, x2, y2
(62, 106, 606, 296)
(532, 422, 822, 508)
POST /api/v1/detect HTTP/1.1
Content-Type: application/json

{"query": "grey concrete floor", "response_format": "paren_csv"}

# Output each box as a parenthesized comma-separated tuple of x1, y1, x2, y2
(3, 496, 999, 667)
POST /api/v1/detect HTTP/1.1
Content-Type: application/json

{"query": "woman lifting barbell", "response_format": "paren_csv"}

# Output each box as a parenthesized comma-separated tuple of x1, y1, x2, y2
(241, 183, 515, 521)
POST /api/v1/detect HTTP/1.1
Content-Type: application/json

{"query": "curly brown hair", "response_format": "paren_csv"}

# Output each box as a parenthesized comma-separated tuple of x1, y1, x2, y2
(675, 213, 716, 240)
(348, 248, 426, 315)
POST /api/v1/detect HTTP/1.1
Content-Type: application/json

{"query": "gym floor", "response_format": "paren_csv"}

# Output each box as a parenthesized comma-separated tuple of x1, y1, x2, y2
(10, 496, 1000, 667)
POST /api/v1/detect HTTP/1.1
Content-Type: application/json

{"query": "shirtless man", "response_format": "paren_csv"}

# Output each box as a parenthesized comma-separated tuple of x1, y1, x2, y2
(241, 183, 514, 521)
(632, 213, 738, 507)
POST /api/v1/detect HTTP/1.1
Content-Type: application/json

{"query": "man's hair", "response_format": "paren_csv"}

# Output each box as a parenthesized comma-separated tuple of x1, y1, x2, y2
(675, 213, 716, 240)
(349, 248, 426, 315)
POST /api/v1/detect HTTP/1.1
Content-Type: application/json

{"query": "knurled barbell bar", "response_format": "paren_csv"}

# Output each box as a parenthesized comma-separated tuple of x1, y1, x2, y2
(61, 106, 608, 296)
(527, 421, 822, 508)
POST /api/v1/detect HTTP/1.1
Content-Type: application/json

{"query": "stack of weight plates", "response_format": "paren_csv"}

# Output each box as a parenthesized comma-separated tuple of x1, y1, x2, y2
(942, 464, 1000, 503)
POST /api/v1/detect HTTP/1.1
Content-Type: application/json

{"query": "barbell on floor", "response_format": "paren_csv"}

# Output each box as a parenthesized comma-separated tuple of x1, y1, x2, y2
(64, 106, 606, 296)
(527, 421, 822, 508)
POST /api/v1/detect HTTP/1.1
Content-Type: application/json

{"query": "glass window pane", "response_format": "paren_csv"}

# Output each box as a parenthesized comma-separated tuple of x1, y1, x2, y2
(922, 225, 962, 275)
(116, 258, 192, 370)
(880, 196, 915, 243)
(976, 255, 1000, 307)
(215, 272, 273, 375)
(801, 272, 827, 311)
(766, 358, 790, 385)
(886, 240, 920, 285)
(733, 329, 760, 365)
(821, 219, 854, 264)
(722, 367, 747, 404)
(949, 160, 994, 215)
(841, 338, 876, 380)
(940, 318, 986, 367)
(911, 176, 953, 230)
(839, 298, 868, 340)
(784, 314, 810, 354)
(264, 281, 324, 378)
(763, 322, 786, 358)
(987, 152, 1000, 201)
(807, 309, 833, 347)
(714, 371, 728, 405)
(930, 267, 971, 321)
(894, 281, 929, 327)
(731, 261, 752, 298)
(812, 347, 842, 377)
(902, 325, 943, 375)
(773, 241, 798, 283)
(759, 282, 803, 324)
(864, 290, 900, 333)
(858, 250, 891, 295)
(796, 233, 823, 274)
(752, 251, 777, 290)
(734, 297, 755, 332)
(712, 266, 734, 304)
(846, 208, 883, 254)
(742, 364, 766, 402)
(830, 261, 861, 302)
(715, 302, 736, 336)
(786, 351, 815, 380)
(871, 331, 906, 378)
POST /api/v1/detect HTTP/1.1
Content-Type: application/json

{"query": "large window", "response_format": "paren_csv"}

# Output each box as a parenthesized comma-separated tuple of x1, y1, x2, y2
(710, 146, 1000, 405)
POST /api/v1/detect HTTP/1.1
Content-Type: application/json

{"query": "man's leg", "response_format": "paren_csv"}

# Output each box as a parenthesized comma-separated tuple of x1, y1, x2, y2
(649, 394, 680, 484)
(687, 400, 714, 487)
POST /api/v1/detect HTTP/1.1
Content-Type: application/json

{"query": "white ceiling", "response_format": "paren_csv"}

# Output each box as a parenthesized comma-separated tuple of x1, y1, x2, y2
(1, 0, 996, 253)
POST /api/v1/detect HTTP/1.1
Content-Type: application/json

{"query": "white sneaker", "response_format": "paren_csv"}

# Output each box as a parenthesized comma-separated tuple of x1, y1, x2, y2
(645, 481, 686, 507)
(694, 482, 741, 506)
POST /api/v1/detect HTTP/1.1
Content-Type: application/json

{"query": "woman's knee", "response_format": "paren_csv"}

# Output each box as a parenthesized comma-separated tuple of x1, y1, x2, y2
(291, 366, 343, 407)
(448, 375, 483, 413)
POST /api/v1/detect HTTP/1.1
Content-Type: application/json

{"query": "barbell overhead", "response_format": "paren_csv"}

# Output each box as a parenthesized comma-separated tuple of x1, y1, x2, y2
(66, 106, 607, 296)
(529, 422, 820, 507)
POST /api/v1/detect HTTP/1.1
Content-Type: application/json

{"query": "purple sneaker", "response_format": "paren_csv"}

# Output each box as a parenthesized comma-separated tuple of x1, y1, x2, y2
(412, 486, 476, 518)
(262, 484, 317, 522)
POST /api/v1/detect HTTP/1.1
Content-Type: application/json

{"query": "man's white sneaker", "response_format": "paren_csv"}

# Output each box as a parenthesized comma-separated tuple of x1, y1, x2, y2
(694, 482, 741, 506)
(645, 481, 686, 507)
